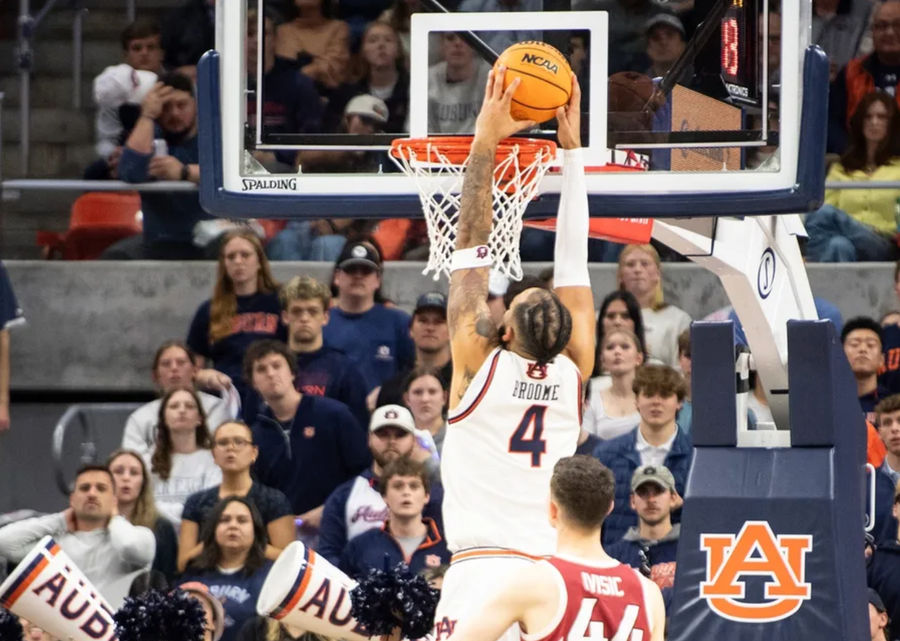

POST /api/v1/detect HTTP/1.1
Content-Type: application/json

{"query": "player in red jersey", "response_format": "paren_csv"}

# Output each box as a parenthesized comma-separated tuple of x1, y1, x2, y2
(446, 455, 665, 641)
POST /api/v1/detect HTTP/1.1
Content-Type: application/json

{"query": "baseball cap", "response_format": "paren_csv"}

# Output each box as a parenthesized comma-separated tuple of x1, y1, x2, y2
(370, 404, 416, 434)
(414, 292, 447, 316)
(869, 588, 887, 614)
(337, 241, 382, 271)
(345, 94, 389, 124)
(646, 13, 685, 36)
(630, 464, 676, 492)
(179, 581, 225, 641)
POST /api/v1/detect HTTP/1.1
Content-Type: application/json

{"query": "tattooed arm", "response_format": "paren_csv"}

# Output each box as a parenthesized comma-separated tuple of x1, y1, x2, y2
(448, 67, 536, 409)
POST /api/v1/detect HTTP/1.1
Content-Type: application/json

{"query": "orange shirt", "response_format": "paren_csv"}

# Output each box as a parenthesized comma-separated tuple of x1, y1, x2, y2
(868, 420, 886, 468)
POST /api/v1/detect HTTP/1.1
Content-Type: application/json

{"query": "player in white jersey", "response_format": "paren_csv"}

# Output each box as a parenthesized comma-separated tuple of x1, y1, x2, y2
(434, 67, 596, 641)
(446, 456, 665, 641)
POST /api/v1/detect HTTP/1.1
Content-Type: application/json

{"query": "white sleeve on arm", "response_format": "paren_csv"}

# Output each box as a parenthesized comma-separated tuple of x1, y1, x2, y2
(0, 513, 67, 563)
(121, 411, 153, 459)
(107, 515, 155, 568)
(553, 148, 591, 288)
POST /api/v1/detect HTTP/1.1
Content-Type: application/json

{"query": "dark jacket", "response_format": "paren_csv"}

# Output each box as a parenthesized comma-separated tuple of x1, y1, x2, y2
(294, 345, 371, 430)
(339, 517, 449, 580)
(119, 133, 208, 250)
(593, 427, 693, 546)
(606, 523, 680, 611)
(250, 397, 370, 514)
(318, 467, 444, 566)
(869, 539, 900, 641)
(873, 464, 899, 545)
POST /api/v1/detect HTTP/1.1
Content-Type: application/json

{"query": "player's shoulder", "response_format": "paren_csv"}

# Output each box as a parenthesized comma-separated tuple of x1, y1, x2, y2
(501, 560, 563, 605)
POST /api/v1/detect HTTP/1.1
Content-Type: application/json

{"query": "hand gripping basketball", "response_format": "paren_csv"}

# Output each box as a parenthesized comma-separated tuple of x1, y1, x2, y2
(556, 73, 582, 150)
(473, 66, 538, 147)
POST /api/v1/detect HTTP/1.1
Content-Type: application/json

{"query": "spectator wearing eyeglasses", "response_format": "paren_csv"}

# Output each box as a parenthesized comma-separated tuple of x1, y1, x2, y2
(605, 464, 680, 611)
(828, 0, 900, 154)
(177, 421, 294, 572)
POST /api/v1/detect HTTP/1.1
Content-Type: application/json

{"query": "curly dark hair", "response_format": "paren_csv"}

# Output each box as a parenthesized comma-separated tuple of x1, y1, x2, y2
(151, 388, 211, 481)
(550, 455, 615, 531)
(509, 289, 573, 366)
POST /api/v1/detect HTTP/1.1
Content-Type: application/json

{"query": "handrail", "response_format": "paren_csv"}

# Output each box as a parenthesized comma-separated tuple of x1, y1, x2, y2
(14, 1, 137, 176)
(1, 179, 199, 192)
(51, 402, 141, 495)
(2, 178, 900, 193)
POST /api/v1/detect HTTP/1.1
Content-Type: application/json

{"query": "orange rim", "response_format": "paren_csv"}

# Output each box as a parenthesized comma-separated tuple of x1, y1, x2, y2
(390, 136, 557, 167)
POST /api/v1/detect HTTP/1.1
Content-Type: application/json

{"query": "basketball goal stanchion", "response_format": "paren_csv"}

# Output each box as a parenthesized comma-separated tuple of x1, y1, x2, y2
(390, 136, 557, 281)
(525, 163, 654, 245)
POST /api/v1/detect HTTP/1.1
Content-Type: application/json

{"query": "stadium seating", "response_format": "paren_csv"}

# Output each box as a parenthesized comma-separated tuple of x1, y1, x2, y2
(36, 191, 142, 260)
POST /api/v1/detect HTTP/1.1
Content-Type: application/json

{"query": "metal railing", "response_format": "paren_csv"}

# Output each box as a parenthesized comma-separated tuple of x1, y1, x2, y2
(1, 179, 198, 192)
(51, 402, 141, 495)
(14, 0, 137, 175)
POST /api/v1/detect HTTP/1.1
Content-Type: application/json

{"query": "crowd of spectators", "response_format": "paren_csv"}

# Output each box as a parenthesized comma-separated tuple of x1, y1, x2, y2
(70, 0, 900, 265)
(8, 234, 900, 639)
(9, 0, 900, 638)
(0, 242, 898, 641)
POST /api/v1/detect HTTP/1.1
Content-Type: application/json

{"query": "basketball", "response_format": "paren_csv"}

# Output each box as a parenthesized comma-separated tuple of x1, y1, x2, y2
(494, 41, 572, 123)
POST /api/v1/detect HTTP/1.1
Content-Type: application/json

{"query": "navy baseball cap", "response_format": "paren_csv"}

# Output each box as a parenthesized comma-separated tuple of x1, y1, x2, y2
(869, 588, 887, 614)
(414, 292, 447, 316)
(337, 241, 382, 271)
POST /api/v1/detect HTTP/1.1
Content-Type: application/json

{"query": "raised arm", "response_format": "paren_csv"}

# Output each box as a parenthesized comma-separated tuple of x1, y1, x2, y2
(553, 76, 596, 380)
(448, 67, 536, 408)
(0, 513, 67, 563)
(108, 514, 155, 568)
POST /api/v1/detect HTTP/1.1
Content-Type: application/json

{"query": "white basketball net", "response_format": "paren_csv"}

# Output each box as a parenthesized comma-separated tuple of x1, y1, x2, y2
(391, 138, 557, 281)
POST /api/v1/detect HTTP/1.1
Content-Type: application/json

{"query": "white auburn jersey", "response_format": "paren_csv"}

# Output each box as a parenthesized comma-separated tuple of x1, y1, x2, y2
(441, 346, 582, 555)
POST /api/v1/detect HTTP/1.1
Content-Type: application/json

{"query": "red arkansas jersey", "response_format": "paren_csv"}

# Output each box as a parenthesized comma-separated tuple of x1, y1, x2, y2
(524, 555, 653, 641)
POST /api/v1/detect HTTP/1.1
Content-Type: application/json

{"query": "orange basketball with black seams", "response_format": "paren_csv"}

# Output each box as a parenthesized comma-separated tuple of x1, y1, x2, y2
(495, 41, 572, 123)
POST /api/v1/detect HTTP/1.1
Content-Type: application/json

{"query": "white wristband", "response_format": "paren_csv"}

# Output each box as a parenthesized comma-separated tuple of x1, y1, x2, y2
(450, 245, 492, 272)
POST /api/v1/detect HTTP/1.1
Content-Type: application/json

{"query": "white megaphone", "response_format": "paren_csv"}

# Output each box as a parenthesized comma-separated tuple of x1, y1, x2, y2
(257, 541, 369, 641)
(0, 536, 117, 641)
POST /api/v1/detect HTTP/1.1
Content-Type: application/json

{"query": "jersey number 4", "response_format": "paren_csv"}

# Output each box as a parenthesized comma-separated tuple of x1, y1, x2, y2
(568, 598, 643, 641)
(509, 405, 547, 467)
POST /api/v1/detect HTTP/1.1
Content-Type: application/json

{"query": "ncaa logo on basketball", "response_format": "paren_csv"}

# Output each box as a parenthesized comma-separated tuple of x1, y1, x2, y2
(699, 521, 812, 623)
(520, 53, 559, 74)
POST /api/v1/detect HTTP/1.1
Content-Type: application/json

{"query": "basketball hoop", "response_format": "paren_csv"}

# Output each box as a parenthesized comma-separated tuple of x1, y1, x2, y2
(390, 136, 557, 281)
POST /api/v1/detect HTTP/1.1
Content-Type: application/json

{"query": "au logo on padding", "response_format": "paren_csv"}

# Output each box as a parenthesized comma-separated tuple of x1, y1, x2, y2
(699, 521, 812, 623)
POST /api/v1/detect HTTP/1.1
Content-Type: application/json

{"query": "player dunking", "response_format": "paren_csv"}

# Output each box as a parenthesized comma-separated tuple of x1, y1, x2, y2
(434, 67, 596, 641)
(446, 456, 665, 641)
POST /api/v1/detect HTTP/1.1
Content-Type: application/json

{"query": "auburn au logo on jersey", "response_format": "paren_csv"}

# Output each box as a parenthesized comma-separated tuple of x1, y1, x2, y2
(699, 521, 812, 623)
(526, 363, 548, 380)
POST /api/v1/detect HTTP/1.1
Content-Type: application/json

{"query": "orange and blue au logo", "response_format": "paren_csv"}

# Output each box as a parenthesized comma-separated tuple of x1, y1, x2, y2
(699, 521, 812, 623)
